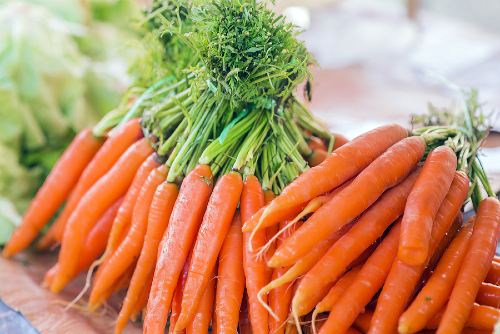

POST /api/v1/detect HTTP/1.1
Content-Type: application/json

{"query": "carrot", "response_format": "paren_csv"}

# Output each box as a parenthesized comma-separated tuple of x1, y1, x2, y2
(169, 260, 190, 334)
(319, 222, 401, 334)
(494, 255, 500, 263)
(106, 153, 160, 255)
(39, 119, 142, 248)
(3, 128, 102, 257)
(130, 270, 154, 322)
(242, 124, 408, 233)
(241, 175, 269, 334)
(485, 261, 500, 285)
(239, 293, 251, 334)
(186, 270, 216, 334)
(399, 146, 457, 266)
(214, 212, 245, 334)
(398, 223, 474, 334)
(89, 165, 167, 309)
(354, 311, 373, 333)
(292, 169, 420, 314)
(428, 304, 500, 331)
(307, 136, 327, 151)
(476, 283, 500, 308)
(174, 172, 243, 330)
(332, 132, 349, 150)
(368, 171, 469, 334)
(268, 221, 297, 334)
(43, 198, 123, 287)
(312, 266, 361, 333)
(115, 180, 178, 334)
(144, 164, 213, 334)
(270, 136, 425, 268)
(50, 138, 153, 292)
(437, 197, 500, 334)
(308, 149, 328, 167)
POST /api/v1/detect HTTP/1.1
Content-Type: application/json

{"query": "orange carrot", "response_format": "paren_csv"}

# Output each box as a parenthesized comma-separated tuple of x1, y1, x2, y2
(169, 259, 190, 334)
(308, 149, 328, 167)
(214, 212, 245, 334)
(50, 138, 153, 292)
(428, 304, 500, 331)
(243, 124, 408, 232)
(476, 283, 500, 308)
(398, 223, 474, 334)
(270, 136, 425, 268)
(39, 119, 142, 248)
(106, 153, 160, 254)
(89, 165, 167, 309)
(3, 128, 102, 257)
(354, 311, 373, 333)
(319, 223, 401, 334)
(437, 197, 500, 334)
(368, 171, 469, 334)
(241, 175, 269, 334)
(399, 146, 457, 266)
(115, 180, 178, 334)
(175, 172, 243, 330)
(312, 266, 361, 332)
(186, 270, 216, 334)
(332, 132, 349, 150)
(485, 261, 500, 285)
(292, 169, 420, 314)
(43, 198, 123, 287)
(144, 165, 213, 334)
(307, 136, 327, 151)
(130, 270, 154, 322)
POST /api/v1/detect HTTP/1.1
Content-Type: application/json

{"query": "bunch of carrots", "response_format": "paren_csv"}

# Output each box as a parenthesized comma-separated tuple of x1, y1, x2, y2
(2, 1, 500, 334)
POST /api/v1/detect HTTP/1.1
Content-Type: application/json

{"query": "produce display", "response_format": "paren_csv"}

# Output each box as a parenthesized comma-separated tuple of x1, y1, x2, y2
(1, 1, 500, 334)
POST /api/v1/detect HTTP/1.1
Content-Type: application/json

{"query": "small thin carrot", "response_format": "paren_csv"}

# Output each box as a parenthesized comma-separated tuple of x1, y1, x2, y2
(312, 266, 361, 333)
(243, 124, 408, 233)
(476, 282, 500, 308)
(399, 146, 457, 266)
(186, 270, 216, 334)
(175, 172, 243, 330)
(270, 136, 425, 268)
(437, 197, 500, 334)
(130, 271, 154, 322)
(144, 164, 213, 334)
(428, 304, 500, 331)
(354, 312, 373, 333)
(292, 170, 419, 315)
(307, 136, 327, 151)
(319, 223, 401, 334)
(50, 138, 153, 293)
(214, 212, 245, 334)
(169, 259, 190, 334)
(43, 198, 123, 288)
(485, 261, 500, 285)
(3, 128, 102, 257)
(89, 165, 167, 310)
(241, 175, 269, 334)
(115, 180, 178, 334)
(308, 149, 328, 167)
(332, 132, 349, 150)
(398, 223, 474, 334)
(368, 171, 470, 334)
(39, 119, 142, 248)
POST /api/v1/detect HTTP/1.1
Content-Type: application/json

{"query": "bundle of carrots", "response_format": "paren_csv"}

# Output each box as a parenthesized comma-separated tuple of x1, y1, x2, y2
(2, 1, 500, 334)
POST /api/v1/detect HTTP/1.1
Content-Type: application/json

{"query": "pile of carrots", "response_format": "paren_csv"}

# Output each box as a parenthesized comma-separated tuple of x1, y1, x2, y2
(2, 0, 500, 333)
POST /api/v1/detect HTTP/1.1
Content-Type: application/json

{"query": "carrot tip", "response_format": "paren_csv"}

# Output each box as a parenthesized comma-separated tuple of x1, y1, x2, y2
(398, 323, 410, 334)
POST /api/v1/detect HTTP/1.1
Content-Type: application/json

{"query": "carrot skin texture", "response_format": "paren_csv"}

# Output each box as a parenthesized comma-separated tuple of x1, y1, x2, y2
(437, 197, 500, 334)
(50, 138, 153, 292)
(398, 224, 473, 334)
(332, 132, 349, 150)
(485, 261, 500, 285)
(428, 304, 500, 331)
(130, 270, 154, 322)
(43, 118, 142, 246)
(3, 128, 102, 257)
(175, 172, 243, 330)
(243, 124, 408, 232)
(144, 165, 213, 334)
(270, 136, 425, 267)
(319, 223, 401, 334)
(89, 165, 167, 309)
(186, 271, 216, 334)
(315, 266, 362, 314)
(476, 283, 500, 308)
(115, 181, 178, 334)
(308, 148, 328, 167)
(169, 260, 189, 334)
(399, 146, 457, 266)
(241, 175, 269, 334)
(292, 170, 419, 314)
(214, 213, 245, 334)
(368, 171, 469, 334)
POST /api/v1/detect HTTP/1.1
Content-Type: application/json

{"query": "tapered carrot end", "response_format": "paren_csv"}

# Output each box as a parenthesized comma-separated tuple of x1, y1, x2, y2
(398, 322, 411, 334)
(36, 233, 55, 251)
(267, 256, 280, 268)
(2, 247, 13, 258)
(50, 276, 67, 294)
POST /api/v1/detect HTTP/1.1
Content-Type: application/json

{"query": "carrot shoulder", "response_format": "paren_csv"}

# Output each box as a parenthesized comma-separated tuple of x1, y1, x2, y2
(3, 128, 102, 257)
(269, 136, 425, 268)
